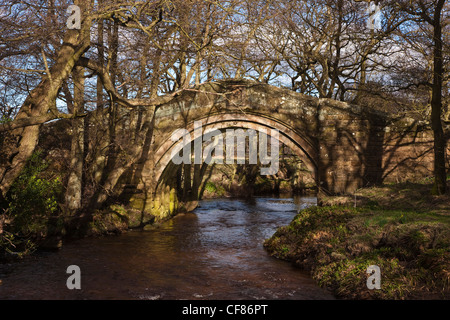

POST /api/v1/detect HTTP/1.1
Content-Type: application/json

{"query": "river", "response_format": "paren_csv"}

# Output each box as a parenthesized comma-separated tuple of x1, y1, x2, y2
(0, 196, 334, 300)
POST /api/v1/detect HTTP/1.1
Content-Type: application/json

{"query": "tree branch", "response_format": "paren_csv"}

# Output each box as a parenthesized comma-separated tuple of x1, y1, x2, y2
(76, 57, 183, 108)
(0, 111, 86, 133)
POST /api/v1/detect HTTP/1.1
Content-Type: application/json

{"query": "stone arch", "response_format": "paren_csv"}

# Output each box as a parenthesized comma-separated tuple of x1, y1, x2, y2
(151, 112, 319, 194)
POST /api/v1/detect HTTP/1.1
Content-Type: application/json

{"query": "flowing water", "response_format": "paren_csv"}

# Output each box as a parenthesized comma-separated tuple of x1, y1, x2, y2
(0, 196, 334, 300)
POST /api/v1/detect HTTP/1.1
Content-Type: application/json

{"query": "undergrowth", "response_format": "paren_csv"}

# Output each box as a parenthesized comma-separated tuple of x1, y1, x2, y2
(264, 204, 450, 299)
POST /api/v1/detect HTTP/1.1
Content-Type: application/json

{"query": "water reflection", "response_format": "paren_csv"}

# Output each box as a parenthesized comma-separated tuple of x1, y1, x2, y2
(0, 196, 334, 300)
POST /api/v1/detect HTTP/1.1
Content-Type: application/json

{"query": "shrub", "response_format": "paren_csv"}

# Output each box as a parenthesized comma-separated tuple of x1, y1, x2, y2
(204, 181, 217, 193)
(2, 151, 62, 256)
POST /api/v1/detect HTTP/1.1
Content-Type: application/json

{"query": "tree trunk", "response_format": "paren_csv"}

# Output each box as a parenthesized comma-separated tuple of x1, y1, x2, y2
(183, 163, 192, 200)
(97, 15, 104, 110)
(65, 65, 85, 211)
(430, 0, 447, 195)
(89, 15, 107, 186)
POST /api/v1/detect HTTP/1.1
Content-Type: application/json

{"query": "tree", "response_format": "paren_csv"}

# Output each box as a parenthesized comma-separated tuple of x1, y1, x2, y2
(249, 0, 407, 101)
(0, 0, 251, 210)
(0, 0, 92, 201)
(395, 0, 448, 194)
(1, 0, 447, 214)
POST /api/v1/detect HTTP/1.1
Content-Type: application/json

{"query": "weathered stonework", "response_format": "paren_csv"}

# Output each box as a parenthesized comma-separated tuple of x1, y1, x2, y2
(41, 80, 449, 219)
(125, 80, 448, 217)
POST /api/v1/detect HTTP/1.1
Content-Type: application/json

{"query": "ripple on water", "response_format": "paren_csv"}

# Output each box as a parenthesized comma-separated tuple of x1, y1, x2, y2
(0, 196, 333, 300)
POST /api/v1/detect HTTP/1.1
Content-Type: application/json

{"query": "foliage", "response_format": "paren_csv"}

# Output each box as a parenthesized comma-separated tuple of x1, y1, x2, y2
(204, 181, 218, 193)
(203, 181, 226, 197)
(0, 115, 12, 124)
(1, 151, 62, 258)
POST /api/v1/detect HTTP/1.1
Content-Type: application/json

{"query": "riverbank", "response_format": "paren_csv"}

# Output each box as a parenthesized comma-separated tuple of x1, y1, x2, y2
(264, 180, 450, 300)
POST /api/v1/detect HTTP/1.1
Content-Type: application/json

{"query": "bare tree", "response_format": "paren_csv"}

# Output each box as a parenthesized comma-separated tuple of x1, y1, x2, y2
(1, 0, 447, 212)
(394, 0, 449, 194)
(0, 0, 92, 201)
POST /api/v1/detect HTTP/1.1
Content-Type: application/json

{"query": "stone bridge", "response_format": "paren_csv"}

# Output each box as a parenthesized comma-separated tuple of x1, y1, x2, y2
(39, 80, 447, 219)
(108, 80, 444, 218)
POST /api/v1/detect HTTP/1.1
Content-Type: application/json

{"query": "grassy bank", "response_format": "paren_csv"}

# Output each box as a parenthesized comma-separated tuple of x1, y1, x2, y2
(264, 181, 450, 299)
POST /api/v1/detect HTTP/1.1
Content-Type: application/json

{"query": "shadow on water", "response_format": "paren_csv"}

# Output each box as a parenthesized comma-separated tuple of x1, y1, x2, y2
(0, 196, 334, 300)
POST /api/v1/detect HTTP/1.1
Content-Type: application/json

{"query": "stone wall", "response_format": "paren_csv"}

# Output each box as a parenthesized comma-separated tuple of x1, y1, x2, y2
(382, 118, 448, 184)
